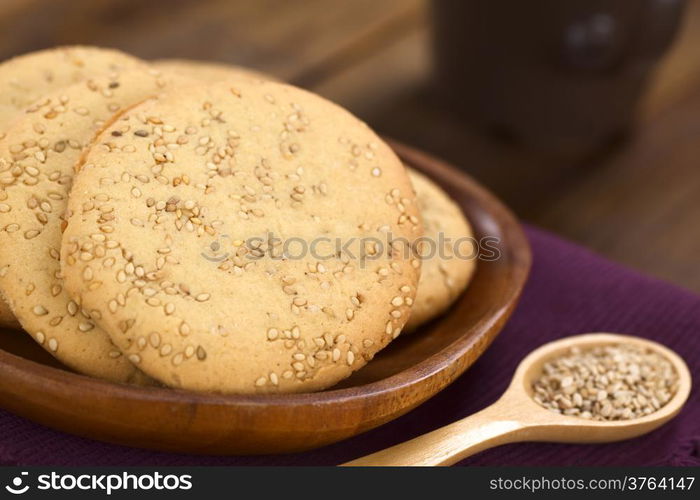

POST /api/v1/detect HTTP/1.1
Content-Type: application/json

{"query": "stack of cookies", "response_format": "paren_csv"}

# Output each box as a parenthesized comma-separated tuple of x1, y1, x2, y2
(0, 47, 475, 394)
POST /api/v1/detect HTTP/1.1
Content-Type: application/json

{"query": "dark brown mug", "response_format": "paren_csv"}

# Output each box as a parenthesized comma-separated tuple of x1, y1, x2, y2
(432, 0, 687, 153)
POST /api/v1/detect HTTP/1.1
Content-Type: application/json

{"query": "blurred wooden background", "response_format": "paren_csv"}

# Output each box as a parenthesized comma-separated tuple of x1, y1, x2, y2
(1, 0, 699, 292)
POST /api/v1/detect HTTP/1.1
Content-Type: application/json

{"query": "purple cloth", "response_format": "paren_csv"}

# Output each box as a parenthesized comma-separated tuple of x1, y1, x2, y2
(1, 225, 698, 466)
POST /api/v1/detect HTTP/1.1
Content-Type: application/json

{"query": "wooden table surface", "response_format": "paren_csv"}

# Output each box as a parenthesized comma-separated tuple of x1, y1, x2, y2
(1, 0, 699, 292)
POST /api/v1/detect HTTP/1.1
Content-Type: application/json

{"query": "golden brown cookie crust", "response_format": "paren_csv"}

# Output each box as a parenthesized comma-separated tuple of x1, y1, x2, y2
(62, 80, 422, 393)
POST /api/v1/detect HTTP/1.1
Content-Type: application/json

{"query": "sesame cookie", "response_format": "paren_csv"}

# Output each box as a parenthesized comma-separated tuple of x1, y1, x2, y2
(153, 59, 275, 83)
(0, 46, 143, 129)
(61, 80, 422, 393)
(0, 46, 144, 331)
(405, 169, 476, 331)
(0, 69, 193, 383)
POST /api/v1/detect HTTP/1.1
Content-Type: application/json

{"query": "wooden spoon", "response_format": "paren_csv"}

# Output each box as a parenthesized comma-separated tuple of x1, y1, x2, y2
(343, 333, 692, 466)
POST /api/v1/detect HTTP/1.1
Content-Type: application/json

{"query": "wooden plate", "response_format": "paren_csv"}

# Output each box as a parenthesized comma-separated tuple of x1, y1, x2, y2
(0, 140, 531, 455)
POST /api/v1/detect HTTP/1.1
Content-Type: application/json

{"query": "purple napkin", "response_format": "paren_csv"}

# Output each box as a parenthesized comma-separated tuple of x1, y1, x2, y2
(1, 225, 698, 466)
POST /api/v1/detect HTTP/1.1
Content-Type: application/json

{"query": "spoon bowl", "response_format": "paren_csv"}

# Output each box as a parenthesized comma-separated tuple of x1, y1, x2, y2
(511, 333, 692, 442)
(344, 333, 692, 466)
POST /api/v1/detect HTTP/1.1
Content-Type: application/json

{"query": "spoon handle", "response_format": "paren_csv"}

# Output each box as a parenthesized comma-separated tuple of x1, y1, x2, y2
(343, 398, 532, 466)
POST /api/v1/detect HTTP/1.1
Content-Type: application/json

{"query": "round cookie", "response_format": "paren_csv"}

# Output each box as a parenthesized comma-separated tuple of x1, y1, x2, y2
(0, 46, 144, 129)
(61, 80, 422, 394)
(0, 69, 194, 383)
(153, 59, 275, 83)
(405, 169, 476, 331)
(0, 46, 144, 331)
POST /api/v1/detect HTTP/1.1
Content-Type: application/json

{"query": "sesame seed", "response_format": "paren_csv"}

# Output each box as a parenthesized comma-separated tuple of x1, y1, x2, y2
(179, 322, 191, 336)
(196, 346, 207, 360)
(146, 297, 160, 307)
(32, 305, 48, 316)
(385, 321, 393, 335)
(78, 322, 94, 332)
(82, 267, 93, 281)
(149, 332, 161, 348)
